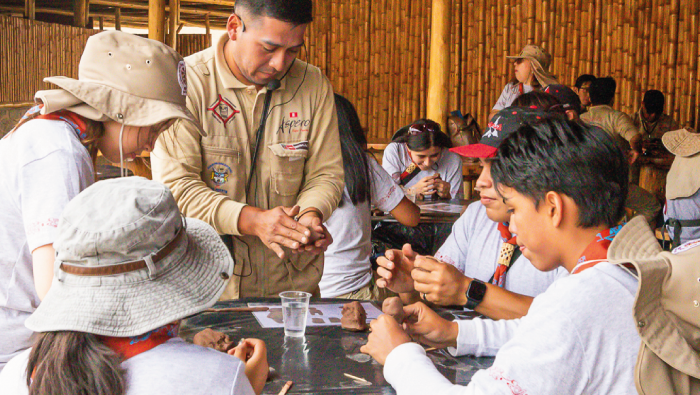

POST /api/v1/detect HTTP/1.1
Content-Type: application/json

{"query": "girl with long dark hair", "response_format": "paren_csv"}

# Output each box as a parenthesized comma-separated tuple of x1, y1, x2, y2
(0, 178, 268, 394)
(319, 94, 419, 300)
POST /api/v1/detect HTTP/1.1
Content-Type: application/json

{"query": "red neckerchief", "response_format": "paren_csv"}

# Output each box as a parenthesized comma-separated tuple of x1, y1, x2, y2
(518, 83, 524, 95)
(491, 223, 518, 287)
(30, 323, 179, 382)
(37, 109, 89, 140)
(11, 104, 89, 141)
(497, 222, 517, 245)
(98, 323, 179, 360)
(571, 225, 624, 274)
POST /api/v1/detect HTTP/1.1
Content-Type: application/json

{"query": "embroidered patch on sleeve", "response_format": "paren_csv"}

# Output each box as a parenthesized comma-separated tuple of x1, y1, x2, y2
(27, 218, 59, 236)
(487, 366, 529, 395)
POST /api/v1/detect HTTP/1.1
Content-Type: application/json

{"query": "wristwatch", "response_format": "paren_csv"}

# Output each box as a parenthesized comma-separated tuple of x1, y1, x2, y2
(465, 279, 487, 310)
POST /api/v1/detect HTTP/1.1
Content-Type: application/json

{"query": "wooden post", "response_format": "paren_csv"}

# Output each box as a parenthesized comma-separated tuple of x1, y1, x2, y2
(167, 0, 179, 49)
(205, 13, 211, 47)
(426, 0, 450, 126)
(74, 0, 88, 27)
(24, 0, 35, 20)
(99, 16, 104, 30)
(114, 7, 121, 30)
(149, 0, 167, 43)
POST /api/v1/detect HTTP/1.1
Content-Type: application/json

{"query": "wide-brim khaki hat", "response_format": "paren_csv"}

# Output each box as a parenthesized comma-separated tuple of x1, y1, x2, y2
(34, 30, 206, 136)
(662, 128, 700, 157)
(26, 177, 233, 337)
(506, 44, 558, 87)
(607, 216, 700, 394)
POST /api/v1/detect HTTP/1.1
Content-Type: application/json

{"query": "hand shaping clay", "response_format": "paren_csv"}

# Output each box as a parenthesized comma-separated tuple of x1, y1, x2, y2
(341, 301, 369, 332)
(193, 328, 235, 352)
(382, 296, 405, 323)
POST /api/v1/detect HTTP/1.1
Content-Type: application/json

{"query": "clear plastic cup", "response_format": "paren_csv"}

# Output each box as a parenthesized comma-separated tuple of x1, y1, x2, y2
(279, 291, 311, 337)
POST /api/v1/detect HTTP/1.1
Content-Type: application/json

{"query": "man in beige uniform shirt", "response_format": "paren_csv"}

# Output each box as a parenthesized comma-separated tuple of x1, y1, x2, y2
(152, 0, 344, 298)
(580, 77, 642, 160)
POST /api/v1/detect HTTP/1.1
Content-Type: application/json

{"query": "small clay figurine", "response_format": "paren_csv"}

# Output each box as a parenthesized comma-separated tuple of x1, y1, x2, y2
(382, 297, 405, 323)
(193, 328, 235, 352)
(341, 301, 369, 332)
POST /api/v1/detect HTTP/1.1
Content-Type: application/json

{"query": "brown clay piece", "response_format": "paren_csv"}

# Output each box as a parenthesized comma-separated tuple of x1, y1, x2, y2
(193, 328, 235, 352)
(382, 297, 406, 323)
(341, 301, 369, 332)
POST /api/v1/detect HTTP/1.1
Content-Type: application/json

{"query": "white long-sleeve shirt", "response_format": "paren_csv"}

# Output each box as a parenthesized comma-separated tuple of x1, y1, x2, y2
(383, 262, 640, 394)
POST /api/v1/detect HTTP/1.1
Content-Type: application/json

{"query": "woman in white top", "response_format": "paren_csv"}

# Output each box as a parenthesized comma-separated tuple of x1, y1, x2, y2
(320, 95, 419, 300)
(382, 119, 464, 200)
(0, 178, 268, 395)
(375, 120, 461, 256)
(488, 44, 558, 121)
(0, 31, 207, 371)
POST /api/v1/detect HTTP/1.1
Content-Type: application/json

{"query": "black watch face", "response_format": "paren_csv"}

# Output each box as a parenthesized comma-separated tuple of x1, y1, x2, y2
(468, 280, 487, 301)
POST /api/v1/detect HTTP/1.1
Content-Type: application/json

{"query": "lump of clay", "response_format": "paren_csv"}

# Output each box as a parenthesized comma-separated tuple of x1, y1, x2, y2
(193, 328, 235, 352)
(341, 301, 368, 332)
(382, 297, 405, 323)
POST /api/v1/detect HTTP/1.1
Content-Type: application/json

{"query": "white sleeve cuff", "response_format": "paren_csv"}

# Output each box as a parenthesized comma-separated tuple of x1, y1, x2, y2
(448, 319, 479, 357)
(384, 342, 459, 395)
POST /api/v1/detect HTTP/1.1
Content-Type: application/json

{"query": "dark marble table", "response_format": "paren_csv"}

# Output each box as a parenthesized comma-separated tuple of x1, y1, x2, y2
(180, 298, 494, 394)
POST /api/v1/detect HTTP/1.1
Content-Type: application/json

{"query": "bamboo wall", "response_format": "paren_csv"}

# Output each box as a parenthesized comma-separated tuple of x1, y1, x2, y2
(0, 15, 209, 104)
(0, 15, 100, 104)
(3, 1, 700, 141)
(305, 0, 700, 142)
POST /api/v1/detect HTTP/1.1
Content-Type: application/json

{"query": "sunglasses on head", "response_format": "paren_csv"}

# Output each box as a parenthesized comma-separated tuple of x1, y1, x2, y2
(408, 122, 439, 136)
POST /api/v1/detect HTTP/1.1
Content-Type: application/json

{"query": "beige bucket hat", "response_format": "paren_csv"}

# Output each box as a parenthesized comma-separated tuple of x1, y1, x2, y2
(607, 216, 700, 395)
(506, 44, 558, 87)
(662, 128, 700, 157)
(34, 30, 206, 136)
(25, 177, 233, 337)
(662, 129, 700, 200)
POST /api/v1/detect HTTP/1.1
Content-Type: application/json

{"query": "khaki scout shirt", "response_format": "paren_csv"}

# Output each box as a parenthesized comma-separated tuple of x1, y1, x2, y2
(580, 105, 641, 149)
(631, 109, 680, 140)
(151, 34, 344, 299)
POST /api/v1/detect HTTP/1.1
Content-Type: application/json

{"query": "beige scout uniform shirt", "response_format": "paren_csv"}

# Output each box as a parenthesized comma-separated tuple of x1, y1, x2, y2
(151, 34, 344, 299)
(580, 105, 641, 149)
(631, 110, 680, 140)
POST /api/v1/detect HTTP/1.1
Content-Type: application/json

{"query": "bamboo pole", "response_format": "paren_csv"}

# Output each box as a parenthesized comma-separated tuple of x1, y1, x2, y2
(115, 7, 121, 30)
(426, 0, 450, 125)
(167, 0, 179, 49)
(74, 0, 87, 27)
(149, 0, 167, 43)
(24, 0, 35, 20)
(205, 13, 210, 47)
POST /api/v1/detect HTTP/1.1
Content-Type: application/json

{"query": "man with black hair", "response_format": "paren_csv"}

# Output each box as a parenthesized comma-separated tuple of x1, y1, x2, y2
(573, 74, 595, 112)
(632, 89, 680, 140)
(152, 0, 344, 298)
(580, 77, 642, 160)
(545, 84, 660, 224)
(362, 114, 642, 394)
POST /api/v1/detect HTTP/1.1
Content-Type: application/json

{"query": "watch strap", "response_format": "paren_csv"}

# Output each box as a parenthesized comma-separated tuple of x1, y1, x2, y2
(465, 279, 487, 310)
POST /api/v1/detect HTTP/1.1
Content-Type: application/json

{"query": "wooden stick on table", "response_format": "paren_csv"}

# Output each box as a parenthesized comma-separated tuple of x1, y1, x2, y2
(344, 373, 371, 384)
(205, 307, 270, 313)
(278, 380, 294, 395)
